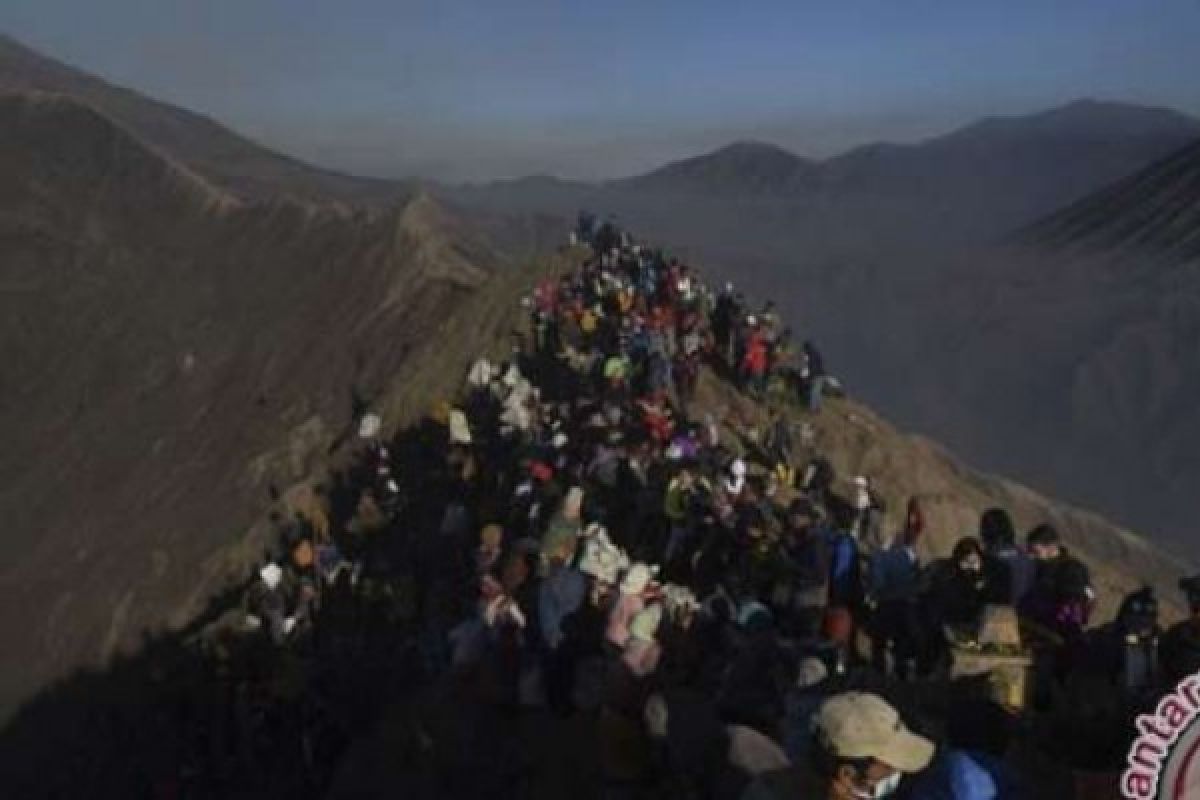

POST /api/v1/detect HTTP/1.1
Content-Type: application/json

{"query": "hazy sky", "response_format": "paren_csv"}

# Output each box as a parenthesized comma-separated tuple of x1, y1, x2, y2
(3, 0, 1199, 181)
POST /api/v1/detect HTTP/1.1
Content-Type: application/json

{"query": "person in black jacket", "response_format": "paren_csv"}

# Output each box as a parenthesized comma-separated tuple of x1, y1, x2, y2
(979, 508, 1035, 606)
(920, 537, 990, 673)
(1161, 575, 1200, 684)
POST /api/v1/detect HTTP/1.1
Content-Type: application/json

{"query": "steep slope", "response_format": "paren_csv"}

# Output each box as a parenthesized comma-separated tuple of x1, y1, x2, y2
(0, 91, 511, 720)
(1023, 136, 1200, 261)
(690, 372, 1189, 623)
(0, 33, 406, 203)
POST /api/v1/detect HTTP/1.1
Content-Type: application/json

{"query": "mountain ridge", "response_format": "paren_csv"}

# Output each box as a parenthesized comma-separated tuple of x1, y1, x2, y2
(0, 88, 508, 719)
(0, 32, 408, 204)
(1020, 136, 1200, 261)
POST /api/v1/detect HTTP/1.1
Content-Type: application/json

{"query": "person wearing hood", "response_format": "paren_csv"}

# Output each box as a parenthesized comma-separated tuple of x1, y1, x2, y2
(925, 537, 990, 629)
(1084, 587, 1161, 705)
(920, 538, 990, 673)
(979, 508, 1034, 606)
(1161, 575, 1200, 684)
(742, 692, 935, 800)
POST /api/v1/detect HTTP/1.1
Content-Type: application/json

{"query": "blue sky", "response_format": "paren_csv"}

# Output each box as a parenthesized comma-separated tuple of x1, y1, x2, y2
(3, 0, 1198, 180)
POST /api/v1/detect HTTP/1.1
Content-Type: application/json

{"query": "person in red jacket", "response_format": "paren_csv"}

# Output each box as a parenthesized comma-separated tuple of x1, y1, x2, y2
(741, 325, 769, 395)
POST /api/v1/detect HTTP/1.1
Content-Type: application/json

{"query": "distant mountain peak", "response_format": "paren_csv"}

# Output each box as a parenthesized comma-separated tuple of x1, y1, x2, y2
(943, 98, 1200, 146)
(620, 138, 812, 194)
(709, 139, 802, 159)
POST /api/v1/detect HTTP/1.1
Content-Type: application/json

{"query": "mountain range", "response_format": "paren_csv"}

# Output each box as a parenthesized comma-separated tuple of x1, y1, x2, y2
(0, 32, 1196, 725)
(445, 101, 1200, 559)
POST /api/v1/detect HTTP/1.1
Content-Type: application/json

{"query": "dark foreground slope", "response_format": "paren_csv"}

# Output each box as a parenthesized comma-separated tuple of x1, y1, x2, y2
(0, 90, 540, 719)
(0, 33, 405, 203)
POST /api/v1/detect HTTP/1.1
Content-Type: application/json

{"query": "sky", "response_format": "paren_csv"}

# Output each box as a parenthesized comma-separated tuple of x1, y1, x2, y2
(3, 0, 1199, 182)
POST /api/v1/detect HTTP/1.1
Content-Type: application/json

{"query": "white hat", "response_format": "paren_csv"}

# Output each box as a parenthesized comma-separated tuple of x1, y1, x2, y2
(358, 413, 382, 439)
(552, 432, 569, 450)
(578, 533, 625, 584)
(467, 358, 494, 389)
(725, 282, 734, 292)
(731, 459, 747, 478)
(620, 563, 656, 595)
(662, 583, 699, 617)
(260, 563, 283, 591)
(747, 315, 758, 326)
(853, 475, 870, 488)
(796, 657, 829, 689)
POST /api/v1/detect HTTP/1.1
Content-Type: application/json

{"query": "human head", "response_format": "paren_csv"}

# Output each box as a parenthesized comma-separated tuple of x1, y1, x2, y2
(823, 607, 855, 647)
(788, 497, 816, 530)
(1026, 524, 1061, 561)
(952, 537, 984, 573)
(979, 508, 1015, 550)
(480, 524, 503, 552)
(796, 656, 830, 690)
(812, 692, 934, 798)
(1118, 587, 1158, 637)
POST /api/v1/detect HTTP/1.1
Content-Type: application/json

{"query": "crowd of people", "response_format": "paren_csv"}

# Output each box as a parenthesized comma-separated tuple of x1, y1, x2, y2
(52, 216, 1199, 799)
